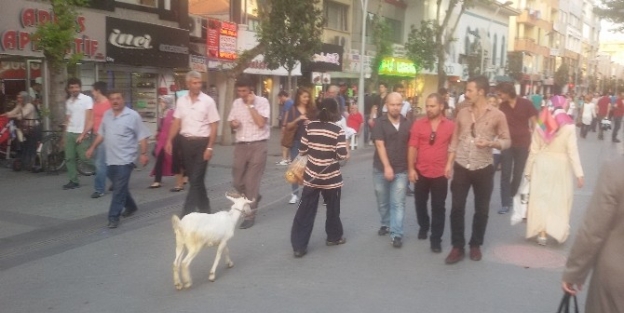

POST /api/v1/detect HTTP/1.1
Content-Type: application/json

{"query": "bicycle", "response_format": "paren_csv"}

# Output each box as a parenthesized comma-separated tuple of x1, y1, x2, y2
(36, 125, 95, 176)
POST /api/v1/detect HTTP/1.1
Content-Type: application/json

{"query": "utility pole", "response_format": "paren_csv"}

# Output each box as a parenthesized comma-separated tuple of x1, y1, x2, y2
(357, 0, 369, 146)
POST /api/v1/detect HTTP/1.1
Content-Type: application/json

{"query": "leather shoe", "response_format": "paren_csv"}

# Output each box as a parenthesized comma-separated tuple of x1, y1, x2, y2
(431, 243, 442, 253)
(469, 246, 482, 261)
(418, 229, 428, 240)
(445, 247, 465, 265)
(377, 226, 389, 236)
(121, 209, 137, 218)
(293, 249, 307, 258)
(107, 220, 119, 229)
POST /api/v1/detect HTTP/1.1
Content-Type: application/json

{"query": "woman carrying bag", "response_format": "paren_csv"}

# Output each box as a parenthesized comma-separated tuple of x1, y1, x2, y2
(282, 88, 316, 205)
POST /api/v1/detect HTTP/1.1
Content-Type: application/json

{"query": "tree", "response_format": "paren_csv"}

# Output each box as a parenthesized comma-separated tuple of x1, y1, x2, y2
(554, 63, 570, 90)
(33, 0, 89, 125)
(405, 21, 437, 75)
(505, 51, 523, 82)
(369, 13, 394, 87)
(256, 0, 324, 94)
(594, 0, 624, 32)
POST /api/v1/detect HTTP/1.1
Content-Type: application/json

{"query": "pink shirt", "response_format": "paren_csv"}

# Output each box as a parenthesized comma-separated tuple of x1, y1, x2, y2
(93, 99, 111, 133)
(174, 92, 220, 137)
(227, 96, 271, 142)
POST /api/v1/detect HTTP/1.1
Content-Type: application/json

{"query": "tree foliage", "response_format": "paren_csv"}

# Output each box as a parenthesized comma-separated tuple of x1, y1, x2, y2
(594, 0, 624, 32)
(405, 21, 437, 74)
(369, 14, 393, 85)
(555, 63, 570, 87)
(506, 51, 523, 82)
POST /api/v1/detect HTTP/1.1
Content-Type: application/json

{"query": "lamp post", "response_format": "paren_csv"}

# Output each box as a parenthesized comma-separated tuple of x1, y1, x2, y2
(357, 0, 369, 119)
(480, 1, 513, 78)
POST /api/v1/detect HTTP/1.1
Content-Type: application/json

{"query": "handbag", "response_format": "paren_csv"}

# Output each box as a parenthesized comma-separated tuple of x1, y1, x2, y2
(556, 293, 579, 313)
(281, 107, 297, 148)
(285, 155, 307, 185)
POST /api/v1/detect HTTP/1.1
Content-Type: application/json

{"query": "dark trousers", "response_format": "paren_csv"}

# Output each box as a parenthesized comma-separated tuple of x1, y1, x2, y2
(500, 147, 529, 207)
(450, 163, 494, 248)
(153, 150, 165, 183)
(591, 117, 598, 132)
(612, 116, 622, 141)
(580, 124, 590, 138)
(414, 173, 448, 245)
(107, 164, 138, 222)
(232, 141, 268, 216)
(291, 186, 343, 251)
(597, 115, 607, 138)
(181, 138, 210, 216)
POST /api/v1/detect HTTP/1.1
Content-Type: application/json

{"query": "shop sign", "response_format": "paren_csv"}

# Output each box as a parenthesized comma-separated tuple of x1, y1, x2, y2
(243, 55, 302, 76)
(0, 3, 106, 60)
(307, 44, 343, 72)
(0, 61, 42, 79)
(311, 72, 331, 85)
(207, 19, 238, 61)
(189, 54, 207, 72)
(379, 57, 416, 77)
(105, 17, 189, 68)
(421, 62, 464, 77)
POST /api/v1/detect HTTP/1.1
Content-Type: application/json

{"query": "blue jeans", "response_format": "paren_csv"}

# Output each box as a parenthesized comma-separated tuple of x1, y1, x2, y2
(107, 164, 138, 222)
(289, 140, 301, 194)
(94, 143, 107, 194)
(373, 168, 408, 239)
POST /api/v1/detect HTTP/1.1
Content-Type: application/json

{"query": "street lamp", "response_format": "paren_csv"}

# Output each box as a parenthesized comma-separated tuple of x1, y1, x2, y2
(357, 0, 369, 120)
(480, 1, 513, 78)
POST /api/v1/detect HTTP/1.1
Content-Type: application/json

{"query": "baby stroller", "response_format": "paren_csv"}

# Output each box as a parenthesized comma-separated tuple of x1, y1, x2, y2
(0, 116, 19, 169)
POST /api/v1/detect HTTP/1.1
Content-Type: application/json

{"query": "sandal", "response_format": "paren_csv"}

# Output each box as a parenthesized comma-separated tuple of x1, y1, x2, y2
(170, 186, 184, 192)
(326, 237, 346, 246)
(148, 183, 161, 189)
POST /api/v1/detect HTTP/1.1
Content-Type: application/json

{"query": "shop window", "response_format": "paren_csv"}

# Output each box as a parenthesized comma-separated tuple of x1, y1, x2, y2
(116, 0, 158, 8)
(324, 1, 349, 32)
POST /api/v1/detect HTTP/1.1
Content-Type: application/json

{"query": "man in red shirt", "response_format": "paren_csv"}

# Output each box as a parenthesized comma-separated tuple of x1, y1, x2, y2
(408, 93, 455, 253)
(596, 93, 611, 140)
(611, 92, 624, 143)
(91, 81, 112, 198)
(346, 104, 363, 133)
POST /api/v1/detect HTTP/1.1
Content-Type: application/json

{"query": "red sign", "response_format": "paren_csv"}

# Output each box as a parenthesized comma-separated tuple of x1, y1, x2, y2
(207, 18, 237, 61)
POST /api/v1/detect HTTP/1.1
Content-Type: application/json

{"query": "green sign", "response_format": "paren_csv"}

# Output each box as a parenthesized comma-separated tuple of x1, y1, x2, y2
(379, 58, 416, 77)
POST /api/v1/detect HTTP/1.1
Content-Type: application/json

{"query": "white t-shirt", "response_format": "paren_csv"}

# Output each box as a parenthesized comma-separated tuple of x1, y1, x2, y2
(66, 93, 94, 134)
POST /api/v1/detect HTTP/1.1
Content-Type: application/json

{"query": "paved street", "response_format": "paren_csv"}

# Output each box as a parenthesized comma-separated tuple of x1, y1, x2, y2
(0, 127, 620, 313)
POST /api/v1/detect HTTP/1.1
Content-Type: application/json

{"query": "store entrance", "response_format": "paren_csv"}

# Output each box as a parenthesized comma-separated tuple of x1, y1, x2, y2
(0, 56, 43, 113)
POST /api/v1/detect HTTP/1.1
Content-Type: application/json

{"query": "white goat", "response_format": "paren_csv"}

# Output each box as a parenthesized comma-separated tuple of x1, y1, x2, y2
(171, 192, 253, 290)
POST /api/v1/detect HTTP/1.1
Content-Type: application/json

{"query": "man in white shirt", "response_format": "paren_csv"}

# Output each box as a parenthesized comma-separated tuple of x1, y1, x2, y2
(63, 77, 94, 190)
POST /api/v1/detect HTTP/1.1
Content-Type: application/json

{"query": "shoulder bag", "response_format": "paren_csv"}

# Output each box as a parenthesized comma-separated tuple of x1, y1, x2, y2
(281, 106, 297, 148)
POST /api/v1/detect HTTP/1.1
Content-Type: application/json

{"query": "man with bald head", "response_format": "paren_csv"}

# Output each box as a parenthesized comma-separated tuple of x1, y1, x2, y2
(325, 84, 347, 118)
(372, 92, 412, 248)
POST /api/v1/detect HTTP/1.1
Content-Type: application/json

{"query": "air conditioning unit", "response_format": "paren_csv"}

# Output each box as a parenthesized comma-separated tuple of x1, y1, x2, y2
(334, 36, 347, 47)
(189, 15, 203, 38)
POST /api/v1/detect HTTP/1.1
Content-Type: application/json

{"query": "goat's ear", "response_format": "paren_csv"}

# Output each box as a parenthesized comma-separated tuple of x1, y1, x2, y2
(245, 198, 254, 204)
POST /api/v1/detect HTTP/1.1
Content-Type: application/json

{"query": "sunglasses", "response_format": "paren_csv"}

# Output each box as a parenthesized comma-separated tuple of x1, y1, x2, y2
(471, 123, 476, 138)
(429, 131, 437, 145)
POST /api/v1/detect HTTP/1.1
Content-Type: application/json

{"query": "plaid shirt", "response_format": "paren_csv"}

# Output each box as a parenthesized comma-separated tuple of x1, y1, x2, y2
(227, 96, 271, 142)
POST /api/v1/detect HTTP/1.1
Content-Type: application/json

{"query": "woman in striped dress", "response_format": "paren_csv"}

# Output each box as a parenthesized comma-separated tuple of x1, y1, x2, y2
(291, 98, 349, 258)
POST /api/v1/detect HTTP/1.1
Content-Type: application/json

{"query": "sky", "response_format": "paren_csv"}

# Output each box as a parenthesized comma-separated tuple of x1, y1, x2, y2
(600, 21, 624, 41)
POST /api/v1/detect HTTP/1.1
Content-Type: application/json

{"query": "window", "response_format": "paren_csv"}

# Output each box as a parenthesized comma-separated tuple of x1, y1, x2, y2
(116, 0, 157, 8)
(384, 18, 403, 43)
(492, 35, 497, 66)
(324, 1, 348, 31)
(500, 37, 506, 67)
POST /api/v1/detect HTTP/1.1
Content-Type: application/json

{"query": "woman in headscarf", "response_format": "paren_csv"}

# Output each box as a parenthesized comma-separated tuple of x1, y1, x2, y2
(1, 91, 40, 170)
(524, 98, 584, 246)
(150, 95, 185, 189)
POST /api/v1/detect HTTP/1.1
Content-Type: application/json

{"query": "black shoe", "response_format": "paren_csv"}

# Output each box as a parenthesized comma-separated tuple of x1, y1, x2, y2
(613, 139, 621, 143)
(392, 236, 403, 248)
(378, 226, 389, 236)
(293, 249, 307, 258)
(91, 192, 105, 199)
(239, 218, 255, 229)
(107, 220, 119, 229)
(108, 185, 114, 191)
(418, 229, 428, 240)
(63, 182, 80, 190)
(406, 188, 414, 197)
(431, 243, 442, 253)
(121, 209, 137, 218)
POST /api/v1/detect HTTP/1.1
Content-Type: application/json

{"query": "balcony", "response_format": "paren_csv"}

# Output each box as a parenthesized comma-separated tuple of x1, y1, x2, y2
(514, 38, 538, 54)
(516, 10, 553, 32)
(545, 0, 558, 10)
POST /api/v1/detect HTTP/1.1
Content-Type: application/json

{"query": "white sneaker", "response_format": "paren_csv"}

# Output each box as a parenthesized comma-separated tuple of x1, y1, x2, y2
(289, 194, 298, 204)
(277, 160, 290, 166)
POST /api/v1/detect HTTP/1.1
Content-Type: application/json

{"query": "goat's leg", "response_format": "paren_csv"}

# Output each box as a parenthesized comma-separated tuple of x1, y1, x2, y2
(209, 242, 227, 282)
(172, 241, 186, 290)
(224, 246, 234, 268)
(180, 245, 201, 289)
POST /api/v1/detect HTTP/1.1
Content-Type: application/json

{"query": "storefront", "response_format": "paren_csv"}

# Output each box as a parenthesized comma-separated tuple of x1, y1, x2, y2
(102, 17, 189, 134)
(303, 43, 344, 99)
(0, 2, 106, 113)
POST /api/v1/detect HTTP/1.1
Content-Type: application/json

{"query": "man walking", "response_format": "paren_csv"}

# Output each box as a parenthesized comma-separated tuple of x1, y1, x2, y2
(277, 90, 294, 165)
(90, 81, 112, 198)
(227, 78, 270, 229)
(62, 78, 94, 190)
(166, 71, 220, 216)
(496, 82, 537, 214)
(611, 92, 623, 143)
(408, 93, 455, 253)
(86, 90, 150, 228)
(596, 92, 611, 140)
(372, 92, 411, 248)
(445, 76, 510, 264)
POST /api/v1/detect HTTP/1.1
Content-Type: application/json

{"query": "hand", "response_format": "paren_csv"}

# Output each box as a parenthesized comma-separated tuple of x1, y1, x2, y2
(445, 163, 453, 179)
(409, 169, 418, 183)
(475, 138, 491, 149)
(203, 149, 213, 161)
(577, 176, 584, 188)
(562, 282, 582, 296)
(85, 147, 94, 159)
(165, 141, 173, 155)
(245, 93, 255, 105)
(231, 119, 241, 129)
(384, 167, 395, 182)
(76, 134, 84, 144)
(139, 154, 149, 167)
(299, 115, 308, 121)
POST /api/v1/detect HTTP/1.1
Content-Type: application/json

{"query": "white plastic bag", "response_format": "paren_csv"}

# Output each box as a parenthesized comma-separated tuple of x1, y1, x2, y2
(511, 177, 530, 225)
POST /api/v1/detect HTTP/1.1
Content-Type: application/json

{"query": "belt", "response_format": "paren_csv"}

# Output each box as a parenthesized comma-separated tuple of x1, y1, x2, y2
(236, 139, 267, 145)
(183, 136, 209, 141)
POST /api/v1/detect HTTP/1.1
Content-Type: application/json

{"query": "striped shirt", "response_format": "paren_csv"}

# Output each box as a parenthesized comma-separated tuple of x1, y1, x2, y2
(299, 121, 348, 189)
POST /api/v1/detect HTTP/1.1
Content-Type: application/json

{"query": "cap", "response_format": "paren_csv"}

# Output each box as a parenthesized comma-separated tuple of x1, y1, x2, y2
(34, 77, 42, 84)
